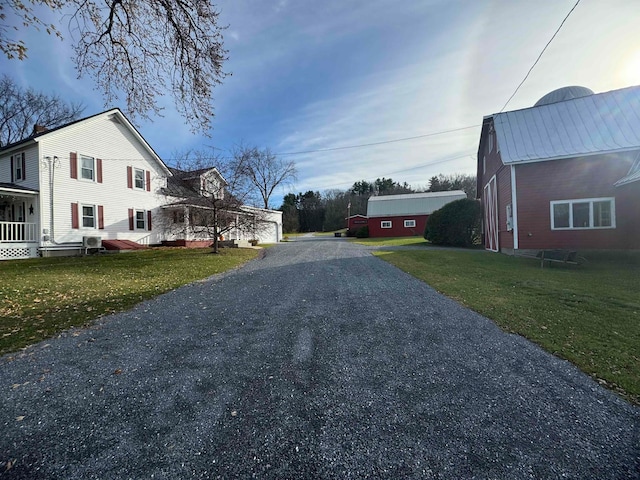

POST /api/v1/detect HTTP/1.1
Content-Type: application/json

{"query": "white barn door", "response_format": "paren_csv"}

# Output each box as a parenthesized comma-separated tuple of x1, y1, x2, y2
(483, 176, 499, 252)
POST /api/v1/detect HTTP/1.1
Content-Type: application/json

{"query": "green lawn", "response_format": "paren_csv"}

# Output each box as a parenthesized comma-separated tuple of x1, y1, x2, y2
(0, 248, 258, 356)
(374, 249, 640, 405)
(351, 236, 430, 247)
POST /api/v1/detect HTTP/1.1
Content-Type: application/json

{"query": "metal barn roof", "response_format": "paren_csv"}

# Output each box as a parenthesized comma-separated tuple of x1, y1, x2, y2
(492, 85, 640, 165)
(367, 191, 467, 217)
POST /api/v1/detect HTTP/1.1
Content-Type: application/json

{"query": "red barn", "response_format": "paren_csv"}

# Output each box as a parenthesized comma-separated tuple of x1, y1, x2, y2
(367, 191, 467, 238)
(478, 85, 640, 254)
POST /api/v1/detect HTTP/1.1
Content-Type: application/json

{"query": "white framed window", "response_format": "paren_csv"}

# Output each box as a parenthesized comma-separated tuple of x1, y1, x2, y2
(134, 168, 145, 189)
(550, 197, 615, 230)
(404, 219, 416, 228)
(381, 220, 392, 229)
(12, 152, 25, 181)
(82, 204, 96, 228)
(80, 155, 95, 181)
(135, 209, 146, 229)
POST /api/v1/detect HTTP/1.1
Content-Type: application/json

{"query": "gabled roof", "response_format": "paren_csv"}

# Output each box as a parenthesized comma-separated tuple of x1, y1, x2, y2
(0, 108, 172, 176)
(489, 85, 640, 165)
(615, 154, 640, 186)
(367, 190, 467, 217)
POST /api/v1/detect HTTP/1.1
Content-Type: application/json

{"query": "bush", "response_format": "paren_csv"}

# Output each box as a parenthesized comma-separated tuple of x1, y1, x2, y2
(355, 226, 369, 238)
(424, 198, 481, 247)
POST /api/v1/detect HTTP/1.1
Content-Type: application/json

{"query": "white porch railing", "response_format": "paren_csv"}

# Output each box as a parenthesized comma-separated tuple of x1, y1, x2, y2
(0, 222, 38, 242)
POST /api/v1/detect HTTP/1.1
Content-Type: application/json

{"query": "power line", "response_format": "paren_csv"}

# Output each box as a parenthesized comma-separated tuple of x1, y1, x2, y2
(499, 0, 582, 112)
(310, 152, 476, 191)
(40, 124, 481, 163)
(274, 125, 480, 156)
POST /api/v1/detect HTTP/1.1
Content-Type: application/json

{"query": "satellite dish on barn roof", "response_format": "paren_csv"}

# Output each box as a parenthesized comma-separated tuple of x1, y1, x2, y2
(534, 86, 594, 107)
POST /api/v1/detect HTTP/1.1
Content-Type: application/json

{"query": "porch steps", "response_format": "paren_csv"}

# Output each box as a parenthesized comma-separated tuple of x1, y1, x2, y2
(101, 239, 149, 251)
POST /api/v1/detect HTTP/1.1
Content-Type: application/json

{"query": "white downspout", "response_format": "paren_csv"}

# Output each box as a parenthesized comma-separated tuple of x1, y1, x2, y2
(510, 165, 519, 250)
(44, 156, 61, 246)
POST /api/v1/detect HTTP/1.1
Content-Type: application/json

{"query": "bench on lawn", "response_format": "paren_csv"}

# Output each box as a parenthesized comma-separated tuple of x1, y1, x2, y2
(535, 249, 579, 268)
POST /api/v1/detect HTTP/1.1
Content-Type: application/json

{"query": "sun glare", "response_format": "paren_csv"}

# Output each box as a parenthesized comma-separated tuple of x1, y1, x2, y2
(620, 49, 640, 85)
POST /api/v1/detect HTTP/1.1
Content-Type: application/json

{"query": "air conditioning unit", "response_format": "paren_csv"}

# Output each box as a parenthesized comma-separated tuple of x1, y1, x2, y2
(83, 236, 102, 248)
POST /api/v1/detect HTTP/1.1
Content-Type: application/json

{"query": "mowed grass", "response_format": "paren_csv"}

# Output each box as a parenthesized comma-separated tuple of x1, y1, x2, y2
(352, 236, 429, 247)
(374, 249, 640, 404)
(0, 248, 258, 356)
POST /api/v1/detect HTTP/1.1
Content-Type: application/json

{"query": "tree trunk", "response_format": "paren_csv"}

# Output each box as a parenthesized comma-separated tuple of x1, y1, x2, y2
(212, 208, 219, 254)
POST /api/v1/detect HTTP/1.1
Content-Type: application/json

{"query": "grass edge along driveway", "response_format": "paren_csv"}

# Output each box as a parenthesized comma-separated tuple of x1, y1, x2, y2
(370, 244, 640, 405)
(0, 248, 258, 356)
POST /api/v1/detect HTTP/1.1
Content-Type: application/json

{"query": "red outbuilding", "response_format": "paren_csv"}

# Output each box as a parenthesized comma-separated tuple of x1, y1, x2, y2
(366, 191, 467, 238)
(347, 214, 368, 232)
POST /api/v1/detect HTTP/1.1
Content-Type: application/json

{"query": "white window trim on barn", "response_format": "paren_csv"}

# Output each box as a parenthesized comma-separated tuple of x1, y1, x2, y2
(550, 197, 616, 230)
(381, 220, 392, 228)
(404, 219, 416, 228)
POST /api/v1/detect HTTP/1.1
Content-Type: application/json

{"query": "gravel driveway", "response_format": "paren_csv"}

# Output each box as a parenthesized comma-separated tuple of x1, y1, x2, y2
(1, 237, 638, 479)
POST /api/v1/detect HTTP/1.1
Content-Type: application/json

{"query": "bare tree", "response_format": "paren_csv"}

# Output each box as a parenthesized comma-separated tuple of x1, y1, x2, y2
(428, 173, 477, 199)
(232, 146, 297, 209)
(2, 1, 229, 133)
(160, 149, 269, 253)
(0, 75, 85, 146)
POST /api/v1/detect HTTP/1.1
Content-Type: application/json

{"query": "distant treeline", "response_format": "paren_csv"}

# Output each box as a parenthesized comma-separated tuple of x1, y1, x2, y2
(280, 174, 476, 233)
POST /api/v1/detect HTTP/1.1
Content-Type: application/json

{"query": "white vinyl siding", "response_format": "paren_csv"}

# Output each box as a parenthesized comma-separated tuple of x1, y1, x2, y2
(550, 197, 615, 230)
(34, 110, 167, 245)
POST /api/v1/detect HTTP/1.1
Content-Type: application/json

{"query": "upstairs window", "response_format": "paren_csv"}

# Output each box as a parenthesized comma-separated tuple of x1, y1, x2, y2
(11, 152, 26, 182)
(127, 166, 150, 191)
(81, 155, 95, 181)
(134, 168, 145, 189)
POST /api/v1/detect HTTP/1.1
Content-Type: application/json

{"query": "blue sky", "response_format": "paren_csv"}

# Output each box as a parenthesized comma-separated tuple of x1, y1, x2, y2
(4, 0, 640, 207)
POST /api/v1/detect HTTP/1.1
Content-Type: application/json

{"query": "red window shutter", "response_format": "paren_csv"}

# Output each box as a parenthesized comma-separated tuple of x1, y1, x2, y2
(98, 205, 104, 229)
(71, 203, 79, 229)
(147, 210, 152, 231)
(70, 152, 77, 179)
(146, 170, 151, 191)
(128, 208, 134, 230)
(97, 159, 103, 183)
(127, 166, 133, 188)
(10, 156, 14, 183)
(21, 153, 26, 181)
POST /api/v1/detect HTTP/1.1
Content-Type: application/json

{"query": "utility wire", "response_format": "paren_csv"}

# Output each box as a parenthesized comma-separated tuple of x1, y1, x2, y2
(42, 124, 481, 163)
(499, 0, 582, 112)
(274, 125, 480, 156)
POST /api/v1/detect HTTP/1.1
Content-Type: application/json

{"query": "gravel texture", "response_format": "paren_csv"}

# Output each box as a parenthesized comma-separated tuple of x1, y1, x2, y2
(1, 237, 638, 479)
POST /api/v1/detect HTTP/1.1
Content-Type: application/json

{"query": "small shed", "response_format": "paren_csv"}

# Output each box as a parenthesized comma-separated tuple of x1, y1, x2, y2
(347, 214, 368, 232)
(367, 191, 467, 237)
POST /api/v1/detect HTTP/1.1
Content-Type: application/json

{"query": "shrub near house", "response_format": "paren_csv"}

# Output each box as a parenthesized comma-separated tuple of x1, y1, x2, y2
(424, 198, 481, 247)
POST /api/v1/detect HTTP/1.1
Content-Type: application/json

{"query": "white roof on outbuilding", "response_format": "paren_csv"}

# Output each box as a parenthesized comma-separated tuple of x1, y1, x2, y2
(367, 191, 467, 217)
(492, 85, 640, 165)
